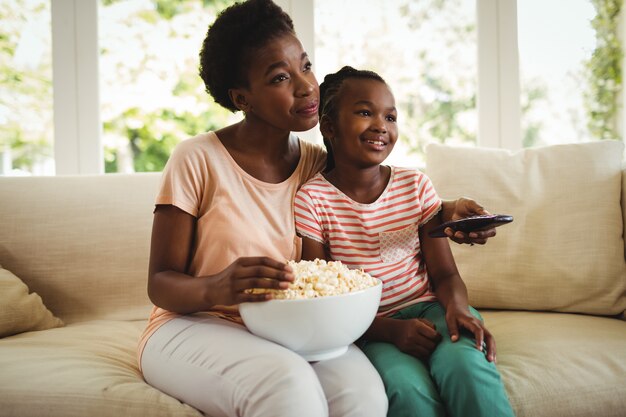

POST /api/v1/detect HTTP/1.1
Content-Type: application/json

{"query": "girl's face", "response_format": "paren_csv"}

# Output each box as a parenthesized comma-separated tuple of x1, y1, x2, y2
(325, 78, 398, 169)
(233, 34, 319, 133)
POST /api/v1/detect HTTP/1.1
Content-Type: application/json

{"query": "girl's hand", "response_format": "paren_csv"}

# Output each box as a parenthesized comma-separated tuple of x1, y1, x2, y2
(208, 257, 295, 306)
(442, 197, 496, 245)
(445, 304, 497, 363)
(389, 318, 442, 361)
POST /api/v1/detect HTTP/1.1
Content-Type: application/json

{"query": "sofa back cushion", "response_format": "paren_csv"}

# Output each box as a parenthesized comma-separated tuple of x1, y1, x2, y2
(0, 173, 160, 323)
(425, 141, 626, 316)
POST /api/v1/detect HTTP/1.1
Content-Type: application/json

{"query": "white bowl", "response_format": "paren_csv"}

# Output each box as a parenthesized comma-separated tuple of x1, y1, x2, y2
(239, 281, 382, 361)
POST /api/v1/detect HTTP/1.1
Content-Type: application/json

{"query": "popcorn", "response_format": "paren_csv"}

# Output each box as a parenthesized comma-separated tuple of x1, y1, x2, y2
(253, 259, 379, 300)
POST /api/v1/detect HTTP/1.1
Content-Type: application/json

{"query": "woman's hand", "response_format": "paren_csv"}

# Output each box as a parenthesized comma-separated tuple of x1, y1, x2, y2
(388, 318, 442, 361)
(208, 256, 295, 306)
(442, 197, 496, 245)
(445, 304, 497, 363)
(148, 206, 294, 313)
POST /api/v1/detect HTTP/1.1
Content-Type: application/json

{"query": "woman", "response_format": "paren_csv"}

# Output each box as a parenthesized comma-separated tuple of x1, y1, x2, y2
(138, 1, 495, 416)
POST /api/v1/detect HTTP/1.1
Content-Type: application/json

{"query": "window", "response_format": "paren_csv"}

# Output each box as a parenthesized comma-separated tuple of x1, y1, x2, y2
(98, 0, 238, 173)
(0, 0, 53, 175)
(518, 0, 599, 147)
(1, 0, 622, 176)
(314, 0, 477, 167)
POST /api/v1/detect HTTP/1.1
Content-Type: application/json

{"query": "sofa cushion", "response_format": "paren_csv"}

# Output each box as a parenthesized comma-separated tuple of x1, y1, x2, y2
(0, 173, 161, 324)
(0, 266, 63, 338)
(482, 311, 626, 417)
(425, 141, 626, 315)
(0, 320, 201, 417)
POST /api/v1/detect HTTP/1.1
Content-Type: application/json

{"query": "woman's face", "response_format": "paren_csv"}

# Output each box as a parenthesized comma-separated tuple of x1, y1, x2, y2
(235, 34, 320, 133)
(326, 78, 398, 168)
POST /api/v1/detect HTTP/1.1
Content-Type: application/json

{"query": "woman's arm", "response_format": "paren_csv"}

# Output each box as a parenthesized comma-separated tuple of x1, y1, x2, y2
(148, 205, 294, 314)
(419, 213, 497, 362)
(440, 197, 496, 244)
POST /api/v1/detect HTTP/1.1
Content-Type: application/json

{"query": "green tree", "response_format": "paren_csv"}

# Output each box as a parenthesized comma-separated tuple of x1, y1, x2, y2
(398, 0, 477, 157)
(100, 0, 237, 173)
(520, 82, 548, 148)
(584, 0, 623, 140)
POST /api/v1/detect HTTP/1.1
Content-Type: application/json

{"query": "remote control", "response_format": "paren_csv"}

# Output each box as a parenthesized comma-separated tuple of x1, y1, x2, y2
(428, 214, 513, 238)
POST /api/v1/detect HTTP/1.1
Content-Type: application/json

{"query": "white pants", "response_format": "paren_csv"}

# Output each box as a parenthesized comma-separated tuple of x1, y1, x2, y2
(141, 315, 388, 417)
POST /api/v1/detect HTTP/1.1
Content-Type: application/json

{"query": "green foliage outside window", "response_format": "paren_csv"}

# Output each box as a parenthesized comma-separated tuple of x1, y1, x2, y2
(0, 0, 53, 174)
(100, 0, 237, 173)
(584, 0, 623, 140)
(1, 0, 624, 175)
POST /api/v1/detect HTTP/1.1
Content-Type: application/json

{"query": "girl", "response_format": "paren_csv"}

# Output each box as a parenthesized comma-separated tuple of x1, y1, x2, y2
(294, 66, 515, 417)
(139, 0, 498, 416)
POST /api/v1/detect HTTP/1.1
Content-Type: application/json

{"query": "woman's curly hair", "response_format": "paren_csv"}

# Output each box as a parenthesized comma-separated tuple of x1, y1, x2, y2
(199, 0, 295, 112)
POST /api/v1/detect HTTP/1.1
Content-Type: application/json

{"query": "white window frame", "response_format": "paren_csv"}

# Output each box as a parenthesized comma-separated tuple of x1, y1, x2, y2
(477, 0, 521, 149)
(51, 0, 102, 175)
(48, 0, 616, 175)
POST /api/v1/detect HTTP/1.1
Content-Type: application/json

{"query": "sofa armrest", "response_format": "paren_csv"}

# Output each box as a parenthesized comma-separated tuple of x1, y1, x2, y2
(623, 165, 626, 320)
(623, 164, 626, 261)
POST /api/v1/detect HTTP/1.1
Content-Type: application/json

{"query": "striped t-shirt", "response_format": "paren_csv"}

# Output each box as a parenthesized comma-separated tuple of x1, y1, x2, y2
(294, 167, 442, 316)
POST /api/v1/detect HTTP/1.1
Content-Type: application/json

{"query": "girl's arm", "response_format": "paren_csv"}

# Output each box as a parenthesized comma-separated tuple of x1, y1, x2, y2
(300, 236, 329, 261)
(300, 236, 443, 360)
(148, 204, 294, 314)
(361, 315, 442, 361)
(419, 212, 497, 362)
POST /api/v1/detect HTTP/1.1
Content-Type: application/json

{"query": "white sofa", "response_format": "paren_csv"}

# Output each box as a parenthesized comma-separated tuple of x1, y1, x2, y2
(0, 140, 625, 417)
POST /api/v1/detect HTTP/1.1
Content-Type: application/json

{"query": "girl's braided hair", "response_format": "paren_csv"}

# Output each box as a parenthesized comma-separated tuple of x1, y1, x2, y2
(318, 66, 386, 171)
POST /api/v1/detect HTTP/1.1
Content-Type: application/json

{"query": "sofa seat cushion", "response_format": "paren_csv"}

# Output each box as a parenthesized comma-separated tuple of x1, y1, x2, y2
(0, 320, 201, 417)
(482, 311, 626, 417)
(1, 315, 623, 417)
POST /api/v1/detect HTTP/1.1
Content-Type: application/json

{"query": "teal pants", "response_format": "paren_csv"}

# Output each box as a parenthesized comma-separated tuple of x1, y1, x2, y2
(359, 302, 515, 417)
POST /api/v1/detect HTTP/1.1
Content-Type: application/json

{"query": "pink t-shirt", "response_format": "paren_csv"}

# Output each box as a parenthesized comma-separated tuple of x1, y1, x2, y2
(294, 167, 441, 317)
(137, 132, 326, 365)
